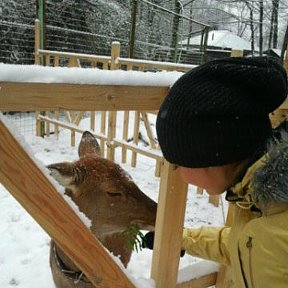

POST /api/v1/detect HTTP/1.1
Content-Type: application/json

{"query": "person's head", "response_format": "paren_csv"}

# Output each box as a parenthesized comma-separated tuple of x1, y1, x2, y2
(156, 56, 288, 194)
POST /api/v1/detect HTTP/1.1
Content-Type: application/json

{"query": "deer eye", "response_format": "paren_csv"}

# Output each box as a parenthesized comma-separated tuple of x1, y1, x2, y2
(106, 192, 123, 197)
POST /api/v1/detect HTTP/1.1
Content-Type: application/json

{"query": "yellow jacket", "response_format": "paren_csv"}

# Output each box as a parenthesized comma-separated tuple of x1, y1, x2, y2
(182, 137, 288, 287)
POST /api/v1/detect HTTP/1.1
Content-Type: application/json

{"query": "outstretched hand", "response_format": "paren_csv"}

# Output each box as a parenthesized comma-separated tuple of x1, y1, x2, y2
(141, 231, 185, 257)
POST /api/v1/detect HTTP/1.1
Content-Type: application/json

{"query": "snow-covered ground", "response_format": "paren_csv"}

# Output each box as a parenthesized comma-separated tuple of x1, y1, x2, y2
(0, 112, 226, 287)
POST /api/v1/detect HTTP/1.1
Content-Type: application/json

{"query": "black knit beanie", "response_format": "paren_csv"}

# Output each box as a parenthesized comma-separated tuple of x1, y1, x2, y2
(156, 56, 288, 168)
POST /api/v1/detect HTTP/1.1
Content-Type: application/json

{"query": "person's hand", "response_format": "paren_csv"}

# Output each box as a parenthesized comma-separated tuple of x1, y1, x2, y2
(142, 231, 185, 257)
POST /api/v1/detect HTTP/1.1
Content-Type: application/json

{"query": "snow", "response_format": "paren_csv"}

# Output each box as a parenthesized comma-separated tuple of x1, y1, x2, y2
(0, 111, 225, 288)
(180, 30, 259, 51)
(0, 63, 184, 87)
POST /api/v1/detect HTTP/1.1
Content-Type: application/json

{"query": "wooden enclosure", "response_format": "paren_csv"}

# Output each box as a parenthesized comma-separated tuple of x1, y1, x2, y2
(0, 21, 287, 288)
(0, 79, 220, 288)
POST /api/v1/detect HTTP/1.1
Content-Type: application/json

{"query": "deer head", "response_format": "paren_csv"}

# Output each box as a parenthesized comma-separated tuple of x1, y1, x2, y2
(47, 131, 157, 241)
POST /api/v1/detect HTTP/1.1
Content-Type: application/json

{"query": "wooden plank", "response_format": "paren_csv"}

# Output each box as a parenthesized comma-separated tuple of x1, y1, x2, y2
(121, 111, 130, 163)
(151, 161, 188, 288)
(118, 58, 194, 72)
(100, 111, 106, 157)
(54, 111, 59, 139)
(90, 111, 96, 131)
(113, 139, 163, 161)
(0, 82, 168, 112)
(0, 119, 135, 288)
(107, 111, 117, 161)
(177, 272, 217, 288)
(131, 111, 140, 167)
(38, 49, 111, 63)
(34, 20, 40, 65)
(45, 111, 50, 137)
(208, 195, 220, 207)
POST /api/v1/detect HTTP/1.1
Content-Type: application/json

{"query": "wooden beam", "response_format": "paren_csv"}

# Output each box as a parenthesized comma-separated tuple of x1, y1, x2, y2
(177, 272, 218, 288)
(0, 119, 135, 288)
(0, 82, 168, 112)
(151, 161, 188, 288)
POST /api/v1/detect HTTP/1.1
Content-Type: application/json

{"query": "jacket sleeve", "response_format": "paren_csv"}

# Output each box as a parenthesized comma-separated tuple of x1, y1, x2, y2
(182, 226, 231, 265)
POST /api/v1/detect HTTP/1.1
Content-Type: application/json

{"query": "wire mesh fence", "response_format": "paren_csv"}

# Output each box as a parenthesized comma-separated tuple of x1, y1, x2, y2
(0, 0, 208, 65)
(0, 0, 36, 64)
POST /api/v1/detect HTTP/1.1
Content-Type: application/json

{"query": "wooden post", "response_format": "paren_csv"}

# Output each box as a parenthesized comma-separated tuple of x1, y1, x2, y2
(69, 57, 78, 67)
(107, 111, 117, 161)
(90, 111, 96, 131)
(100, 111, 106, 158)
(208, 195, 220, 207)
(121, 61, 133, 163)
(107, 42, 121, 161)
(151, 161, 188, 288)
(34, 19, 41, 65)
(121, 111, 130, 163)
(140, 112, 161, 176)
(34, 19, 45, 138)
(35, 111, 42, 137)
(54, 111, 59, 139)
(45, 54, 50, 66)
(110, 41, 120, 70)
(45, 111, 50, 136)
(54, 55, 59, 66)
(131, 111, 140, 167)
(0, 119, 135, 288)
(230, 49, 244, 57)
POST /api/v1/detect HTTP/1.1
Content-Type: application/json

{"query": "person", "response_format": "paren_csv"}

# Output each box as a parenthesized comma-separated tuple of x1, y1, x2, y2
(154, 57, 288, 287)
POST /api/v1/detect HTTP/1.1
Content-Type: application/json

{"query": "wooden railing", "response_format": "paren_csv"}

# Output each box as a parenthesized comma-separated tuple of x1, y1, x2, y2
(0, 79, 219, 288)
(1, 44, 287, 288)
(34, 19, 195, 179)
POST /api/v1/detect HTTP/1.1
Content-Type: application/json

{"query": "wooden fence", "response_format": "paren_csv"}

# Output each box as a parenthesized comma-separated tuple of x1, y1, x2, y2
(34, 19, 195, 180)
(0, 80, 219, 288)
(0, 21, 287, 288)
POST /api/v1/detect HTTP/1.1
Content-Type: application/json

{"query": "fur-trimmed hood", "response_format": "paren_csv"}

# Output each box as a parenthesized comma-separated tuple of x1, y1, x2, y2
(252, 131, 288, 207)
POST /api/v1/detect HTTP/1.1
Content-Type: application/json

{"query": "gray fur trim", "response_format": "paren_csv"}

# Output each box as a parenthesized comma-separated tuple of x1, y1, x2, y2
(252, 131, 288, 208)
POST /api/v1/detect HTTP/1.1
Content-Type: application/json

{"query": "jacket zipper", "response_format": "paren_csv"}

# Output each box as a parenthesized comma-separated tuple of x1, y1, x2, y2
(246, 237, 255, 288)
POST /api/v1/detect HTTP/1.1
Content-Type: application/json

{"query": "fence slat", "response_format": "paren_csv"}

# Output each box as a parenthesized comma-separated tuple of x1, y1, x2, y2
(151, 161, 188, 288)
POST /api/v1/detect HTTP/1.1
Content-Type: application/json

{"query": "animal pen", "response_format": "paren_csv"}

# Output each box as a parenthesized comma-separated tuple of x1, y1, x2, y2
(1, 21, 288, 288)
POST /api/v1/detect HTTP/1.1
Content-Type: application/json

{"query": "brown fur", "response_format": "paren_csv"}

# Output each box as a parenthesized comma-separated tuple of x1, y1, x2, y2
(48, 131, 157, 288)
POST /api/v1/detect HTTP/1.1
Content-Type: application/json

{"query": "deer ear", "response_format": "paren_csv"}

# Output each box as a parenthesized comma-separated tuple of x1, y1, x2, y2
(47, 162, 74, 188)
(78, 131, 101, 158)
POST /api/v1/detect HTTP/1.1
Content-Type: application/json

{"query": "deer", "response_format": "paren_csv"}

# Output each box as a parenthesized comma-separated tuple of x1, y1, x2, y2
(47, 131, 157, 288)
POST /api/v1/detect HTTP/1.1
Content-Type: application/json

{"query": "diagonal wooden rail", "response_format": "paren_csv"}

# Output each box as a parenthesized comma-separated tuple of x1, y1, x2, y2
(0, 118, 135, 288)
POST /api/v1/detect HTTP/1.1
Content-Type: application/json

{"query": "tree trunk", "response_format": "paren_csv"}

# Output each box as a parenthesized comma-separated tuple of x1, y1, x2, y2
(170, 0, 181, 62)
(281, 20, 288, 60)
(272, 0, 279, 48)
(268, 6, 274, 49)
(246, 2, 255, 55)
(129, 0, 137, 58)
(259, 0, 263, 55)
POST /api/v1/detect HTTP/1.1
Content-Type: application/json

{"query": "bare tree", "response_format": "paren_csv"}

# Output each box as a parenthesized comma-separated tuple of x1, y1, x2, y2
(268, 0, 280, 48)
(259, 0, 263, 55)
(281, 20, 288, 60)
